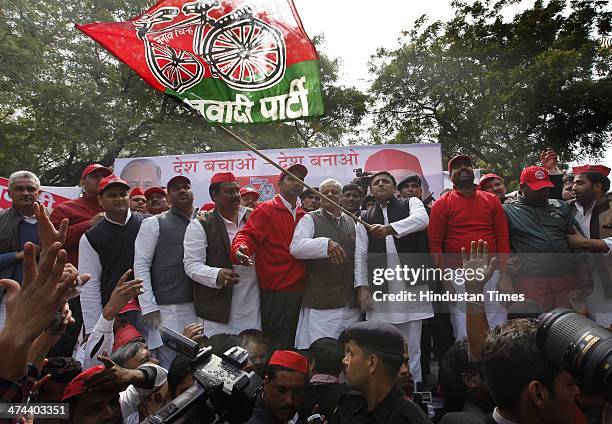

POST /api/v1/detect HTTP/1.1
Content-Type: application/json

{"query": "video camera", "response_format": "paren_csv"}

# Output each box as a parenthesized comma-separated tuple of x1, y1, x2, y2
(351, 168, 374, 196)
(536, 309, 612, 402)
(143, 326, 263, 424)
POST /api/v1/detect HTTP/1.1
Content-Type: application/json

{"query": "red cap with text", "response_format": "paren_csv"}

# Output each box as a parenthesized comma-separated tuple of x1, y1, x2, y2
(520, 166, 554, 191)
(268, 350, 308, 375)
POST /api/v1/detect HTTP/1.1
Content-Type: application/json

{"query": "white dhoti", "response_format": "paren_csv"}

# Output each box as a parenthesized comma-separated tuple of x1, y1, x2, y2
(154, 302, 199, 368)
(295, 306, 362, 349)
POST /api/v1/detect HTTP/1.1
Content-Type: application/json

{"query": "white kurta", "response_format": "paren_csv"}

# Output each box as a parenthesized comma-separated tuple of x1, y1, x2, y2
(183, 206, 261, 336)
(134, 212, 197, 349)
(290, 212, 362, 349)
(79, 210, 132, 334)
(354, 197, 434, 323)
(574, 202, 612, 327)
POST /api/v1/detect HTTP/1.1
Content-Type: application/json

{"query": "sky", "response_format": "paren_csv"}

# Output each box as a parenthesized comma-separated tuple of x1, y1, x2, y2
(291, 0, 612, 168)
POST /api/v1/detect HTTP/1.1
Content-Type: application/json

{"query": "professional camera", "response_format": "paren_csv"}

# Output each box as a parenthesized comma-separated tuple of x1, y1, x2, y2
(536, 309, 612, 402)
(351, 168, 374, 195)
(143, 326, 263, 424)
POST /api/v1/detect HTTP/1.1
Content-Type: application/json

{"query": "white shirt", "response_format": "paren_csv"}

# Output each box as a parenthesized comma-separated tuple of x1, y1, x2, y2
(79, 210, 132, 334)
(183, 206, 261, 336)
(134, 209, 198, 315)
(120, 363, 168, 424)
(574, 201, 612, 255)
(83, 314, 115, 369)
(280, 194, 299, 220)
(290, 210, 346, 260)
(355, 197, 433, 323)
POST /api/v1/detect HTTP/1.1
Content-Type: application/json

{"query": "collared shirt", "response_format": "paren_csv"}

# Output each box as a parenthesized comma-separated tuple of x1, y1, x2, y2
(78, 209, 133, 333)
(574, 201, 612, 255)
(134, 208, 197, 315)
(183, 206, 260, 336)
(280, 194, 299, 220)
(492, 408, 517, 424)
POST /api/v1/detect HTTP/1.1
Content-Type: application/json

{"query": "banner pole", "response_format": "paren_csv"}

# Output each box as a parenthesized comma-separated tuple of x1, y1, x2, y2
(218, 125, 372, 230)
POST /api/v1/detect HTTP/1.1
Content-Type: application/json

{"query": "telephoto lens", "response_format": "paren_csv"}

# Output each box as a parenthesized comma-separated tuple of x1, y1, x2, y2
(536, 309, 612, 402)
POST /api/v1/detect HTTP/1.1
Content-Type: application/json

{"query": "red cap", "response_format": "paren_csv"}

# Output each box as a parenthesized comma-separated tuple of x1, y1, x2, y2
(268, 350, 308, 375)
(240, 186, 260, 199)
(144, 186, 166, 199)
(364, 149, 424, 175)
(99, 175, 130, 194)
(119, 297, 141, 314)
(81, 164, 112, 181)
(129, 187, 145, 198)
(520, 166, 555, 191)
(572, 164, 611, 177)
(279, 163, 308, 179)
(167, 175, 191, 188)
(62, 365, 105, 400)
(478, 173, 502, 189)
(447, 155, 472, 172)
(210, 172, 238, 185)
(112, 324, 143, 353)
(201, 202, 216, 211)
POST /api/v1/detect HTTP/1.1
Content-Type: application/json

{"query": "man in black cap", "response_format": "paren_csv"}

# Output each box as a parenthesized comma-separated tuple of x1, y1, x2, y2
(331, 321, 431, 424)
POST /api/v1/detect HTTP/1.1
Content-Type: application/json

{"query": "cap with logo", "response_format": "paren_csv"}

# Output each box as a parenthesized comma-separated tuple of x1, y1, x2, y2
(520, 166, 555, 191)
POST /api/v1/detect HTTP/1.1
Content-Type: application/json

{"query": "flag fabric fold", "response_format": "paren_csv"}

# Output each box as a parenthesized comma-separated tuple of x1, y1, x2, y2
(77, 0, 324, 124)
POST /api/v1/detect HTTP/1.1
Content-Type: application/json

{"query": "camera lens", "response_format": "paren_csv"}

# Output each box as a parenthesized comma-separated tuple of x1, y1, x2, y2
(536, 308, 612, 401)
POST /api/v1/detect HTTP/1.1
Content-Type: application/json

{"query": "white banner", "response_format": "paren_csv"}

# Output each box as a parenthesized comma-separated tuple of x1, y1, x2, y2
(114, 144, 443, 207)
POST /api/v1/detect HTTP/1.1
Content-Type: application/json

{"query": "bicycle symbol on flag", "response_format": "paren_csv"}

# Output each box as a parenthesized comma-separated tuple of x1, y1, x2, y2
(134, 0, 286, 93)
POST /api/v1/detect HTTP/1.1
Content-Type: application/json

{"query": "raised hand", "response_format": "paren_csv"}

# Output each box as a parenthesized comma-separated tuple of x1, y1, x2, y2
(460, 240, 497, 295)
(103, 269, 144, 321)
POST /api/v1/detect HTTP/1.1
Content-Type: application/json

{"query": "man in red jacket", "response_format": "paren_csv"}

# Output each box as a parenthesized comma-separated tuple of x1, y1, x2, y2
(428, 155, 511, 340)
(231, 164, 307, 350)
(49, 163, 112, 356)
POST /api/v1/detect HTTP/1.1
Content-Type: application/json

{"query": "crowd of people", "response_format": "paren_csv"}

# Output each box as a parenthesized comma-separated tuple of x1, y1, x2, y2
(0, 148, 610, 424)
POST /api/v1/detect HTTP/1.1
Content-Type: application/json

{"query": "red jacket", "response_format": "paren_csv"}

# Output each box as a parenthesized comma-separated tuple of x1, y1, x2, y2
(50, 195, 102, 266)
(428, 188, 510, 269)
(231, 195, 305, 292)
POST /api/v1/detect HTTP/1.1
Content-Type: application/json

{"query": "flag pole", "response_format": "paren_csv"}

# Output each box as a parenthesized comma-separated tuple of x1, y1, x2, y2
(218, 125, 372, 230)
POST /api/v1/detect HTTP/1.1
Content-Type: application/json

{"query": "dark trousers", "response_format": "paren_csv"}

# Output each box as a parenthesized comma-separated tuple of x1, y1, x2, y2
(260, 289, 302, 350)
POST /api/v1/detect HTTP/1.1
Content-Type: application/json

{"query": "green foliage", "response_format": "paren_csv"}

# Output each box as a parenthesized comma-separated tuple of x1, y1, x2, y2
(370, 0, 612, 180)
(0, 1, 366, 185)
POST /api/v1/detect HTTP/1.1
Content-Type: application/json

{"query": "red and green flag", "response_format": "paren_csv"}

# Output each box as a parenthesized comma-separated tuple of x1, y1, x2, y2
(77, 0, 324, 124)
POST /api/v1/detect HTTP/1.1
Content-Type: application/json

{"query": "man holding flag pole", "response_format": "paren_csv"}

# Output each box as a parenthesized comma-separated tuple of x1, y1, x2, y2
(76, 0, 380, 352)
